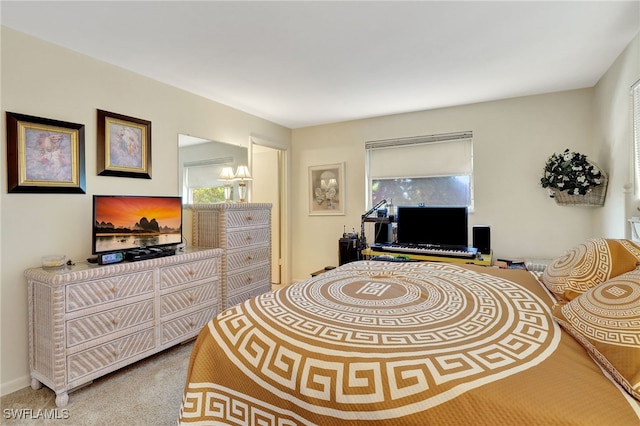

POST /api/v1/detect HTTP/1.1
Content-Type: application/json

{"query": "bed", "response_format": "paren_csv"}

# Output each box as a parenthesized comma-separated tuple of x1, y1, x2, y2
(179, 239, 640, 425)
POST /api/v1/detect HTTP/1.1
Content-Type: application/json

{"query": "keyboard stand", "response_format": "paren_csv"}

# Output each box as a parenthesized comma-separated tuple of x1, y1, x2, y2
(361, 248, 493, 266)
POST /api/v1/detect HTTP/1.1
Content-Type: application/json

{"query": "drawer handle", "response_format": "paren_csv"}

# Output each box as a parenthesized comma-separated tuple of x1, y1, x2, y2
(246, 255, 253, 261)
(112, 348, 121, 357)
(112, 317, 121, 325)
(188, 294, 195, 302)
(188, 269, 195, 276)
(246, 216, 253, 221)
(189, 319, 196, 327)
(246, 236, 252, 241)
(247, 276, 254, 282)
(110, 286, 118, 293)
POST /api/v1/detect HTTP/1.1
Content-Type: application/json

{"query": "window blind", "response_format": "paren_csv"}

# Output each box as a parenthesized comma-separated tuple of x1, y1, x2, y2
(365, 131, 473, 179)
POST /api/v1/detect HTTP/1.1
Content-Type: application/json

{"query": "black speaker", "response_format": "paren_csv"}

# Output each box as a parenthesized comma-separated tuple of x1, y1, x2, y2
(473, 225, 491, 254)
(339, 237, 360, 265)
(374, 223, 393, 244)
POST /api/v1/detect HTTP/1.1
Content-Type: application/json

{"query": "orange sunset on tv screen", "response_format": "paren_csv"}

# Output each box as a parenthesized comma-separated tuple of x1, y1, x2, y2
(95, 197, 181, 229)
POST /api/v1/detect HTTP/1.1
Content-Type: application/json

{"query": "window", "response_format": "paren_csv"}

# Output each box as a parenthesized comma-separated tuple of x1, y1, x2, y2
(365, 131, 474, 209)
(183, 157, 234, 204)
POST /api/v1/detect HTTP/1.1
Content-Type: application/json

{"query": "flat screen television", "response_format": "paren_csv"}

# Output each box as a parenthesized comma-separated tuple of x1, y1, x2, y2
(92, 195, 183, 255)
(396, 206, 468, 247)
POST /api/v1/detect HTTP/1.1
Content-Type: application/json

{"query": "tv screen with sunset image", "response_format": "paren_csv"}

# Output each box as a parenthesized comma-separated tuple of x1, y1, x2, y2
(92, 195, 183, 255)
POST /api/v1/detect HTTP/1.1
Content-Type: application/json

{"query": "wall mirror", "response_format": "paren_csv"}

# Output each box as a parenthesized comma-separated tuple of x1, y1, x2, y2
(178, 134, 248, 204)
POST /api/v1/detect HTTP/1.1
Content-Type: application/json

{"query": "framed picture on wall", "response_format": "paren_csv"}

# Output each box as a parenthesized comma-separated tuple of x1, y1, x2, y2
(309, 162, 345, 215)
(97, 109, 152, 179)
(6, 112, 86, 193)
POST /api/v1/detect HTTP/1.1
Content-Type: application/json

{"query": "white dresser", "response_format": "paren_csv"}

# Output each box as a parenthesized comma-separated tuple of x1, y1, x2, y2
(191, 203, 272, 309)
(24, 247, 222, 407)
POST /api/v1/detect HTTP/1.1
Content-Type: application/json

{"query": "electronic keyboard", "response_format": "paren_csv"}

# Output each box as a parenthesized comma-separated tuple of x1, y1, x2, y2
(370, 243, 478, 259)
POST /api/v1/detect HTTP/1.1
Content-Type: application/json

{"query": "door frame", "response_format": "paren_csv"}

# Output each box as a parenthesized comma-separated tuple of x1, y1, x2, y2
(250, 138, 290, 285)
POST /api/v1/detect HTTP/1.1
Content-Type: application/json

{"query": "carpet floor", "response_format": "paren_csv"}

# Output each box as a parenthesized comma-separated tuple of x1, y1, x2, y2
(1, 340, 193, 425)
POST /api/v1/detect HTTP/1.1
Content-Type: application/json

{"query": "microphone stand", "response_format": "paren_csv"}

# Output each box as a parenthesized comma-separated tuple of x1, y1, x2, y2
(359, 199, 387, 253)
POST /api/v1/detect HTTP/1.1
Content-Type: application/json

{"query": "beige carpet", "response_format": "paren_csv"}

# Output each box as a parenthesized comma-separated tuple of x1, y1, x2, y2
(1, 340, 193, 425)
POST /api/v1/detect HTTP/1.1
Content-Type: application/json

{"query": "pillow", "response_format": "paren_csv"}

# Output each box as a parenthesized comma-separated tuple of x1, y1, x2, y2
(552, 268, 640, 401)
(542, 238, 640, 300)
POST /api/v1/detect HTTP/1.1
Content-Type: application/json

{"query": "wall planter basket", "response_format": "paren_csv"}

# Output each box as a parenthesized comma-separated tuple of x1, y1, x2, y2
(549, 168, 607, 206)
(541, 149, 608, 207)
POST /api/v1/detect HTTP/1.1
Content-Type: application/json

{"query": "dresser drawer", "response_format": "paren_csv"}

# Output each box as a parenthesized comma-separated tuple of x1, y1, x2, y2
(67, 328, 155, 384)
(66, 300, 155, 347)
(227, 246, 270, 272)
(226, 209, 270, 229)
(161, 283, 218, 318)
(227, 265, 271, 295)
(159, 258, 219, 290)
(161, 305, 217, 345)
(227, 284, 272, 308)
(66, 271, 154, 312)
(226, 228, 270, 250)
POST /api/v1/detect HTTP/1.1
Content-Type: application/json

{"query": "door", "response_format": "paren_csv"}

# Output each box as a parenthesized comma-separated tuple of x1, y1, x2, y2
(251, 145, 282, 285)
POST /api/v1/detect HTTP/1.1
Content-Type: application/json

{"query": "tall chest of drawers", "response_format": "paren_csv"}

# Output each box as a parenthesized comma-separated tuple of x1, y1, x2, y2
(191, 203, 272, 309)
(24, 248, 222, 407)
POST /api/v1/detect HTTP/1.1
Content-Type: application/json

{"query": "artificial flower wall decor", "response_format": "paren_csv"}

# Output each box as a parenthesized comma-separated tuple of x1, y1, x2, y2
(540, 149, 607, 206)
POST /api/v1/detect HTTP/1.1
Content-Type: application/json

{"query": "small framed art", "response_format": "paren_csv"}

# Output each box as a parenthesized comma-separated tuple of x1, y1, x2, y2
(97, 109, 152, 179)
(6, 112, 86, 193)
(309, 162, 345, 215)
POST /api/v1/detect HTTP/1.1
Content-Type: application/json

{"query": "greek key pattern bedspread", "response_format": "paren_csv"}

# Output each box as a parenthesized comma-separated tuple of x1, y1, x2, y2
(179, 261, 640, 425)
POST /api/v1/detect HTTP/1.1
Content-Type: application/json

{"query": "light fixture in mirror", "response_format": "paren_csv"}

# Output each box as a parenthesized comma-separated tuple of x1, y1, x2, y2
(234, 165, 253, 202)
(219, 166, 235, 202)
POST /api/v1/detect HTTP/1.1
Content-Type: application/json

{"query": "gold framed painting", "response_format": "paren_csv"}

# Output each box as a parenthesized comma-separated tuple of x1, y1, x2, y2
(308, 162, 345, 215)
(97, 109, 152, 179)
(6, 112, 86, 193)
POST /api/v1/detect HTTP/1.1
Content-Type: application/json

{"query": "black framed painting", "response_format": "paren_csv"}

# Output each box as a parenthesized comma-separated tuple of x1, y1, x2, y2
(6, 112, 86, 194)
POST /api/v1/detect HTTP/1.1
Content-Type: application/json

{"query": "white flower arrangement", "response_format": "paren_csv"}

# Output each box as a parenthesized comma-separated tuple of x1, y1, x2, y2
(540, 149, 603, 197)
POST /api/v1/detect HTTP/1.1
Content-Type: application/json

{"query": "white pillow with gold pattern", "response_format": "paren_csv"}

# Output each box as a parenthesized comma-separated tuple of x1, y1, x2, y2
(552, 268, 640, 401)
(542, 238, 640, 300)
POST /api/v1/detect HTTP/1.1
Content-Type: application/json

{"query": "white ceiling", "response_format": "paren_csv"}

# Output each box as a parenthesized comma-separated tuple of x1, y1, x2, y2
(2, 1, 639, 129)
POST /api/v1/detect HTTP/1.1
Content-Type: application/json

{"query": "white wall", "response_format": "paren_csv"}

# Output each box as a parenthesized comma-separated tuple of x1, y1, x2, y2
(593, 32, 640, 237)
(0, 27, 291, 395)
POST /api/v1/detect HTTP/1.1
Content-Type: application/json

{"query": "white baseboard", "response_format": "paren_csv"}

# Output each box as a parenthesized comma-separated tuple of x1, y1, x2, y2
(1, 374, 30, 397)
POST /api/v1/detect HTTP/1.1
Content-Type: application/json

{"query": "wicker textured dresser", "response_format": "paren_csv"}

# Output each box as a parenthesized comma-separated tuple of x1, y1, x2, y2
(191, 203, 272, 309)
(24, 247, 222, 407)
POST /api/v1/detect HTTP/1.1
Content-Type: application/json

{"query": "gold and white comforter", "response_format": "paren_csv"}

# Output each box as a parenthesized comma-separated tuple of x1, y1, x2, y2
(179, 261, 640, 425)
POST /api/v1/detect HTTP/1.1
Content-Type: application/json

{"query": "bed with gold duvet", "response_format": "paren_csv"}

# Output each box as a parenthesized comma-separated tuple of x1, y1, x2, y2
(179, 247, 640, 425)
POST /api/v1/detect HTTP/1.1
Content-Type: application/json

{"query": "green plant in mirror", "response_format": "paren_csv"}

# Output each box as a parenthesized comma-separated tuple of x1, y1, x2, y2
(193, 187, 228, 203)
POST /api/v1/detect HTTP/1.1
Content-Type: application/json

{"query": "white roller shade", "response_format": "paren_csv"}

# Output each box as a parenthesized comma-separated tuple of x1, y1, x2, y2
(366, 132, 472, 179)
(184, 157, 233, 189)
